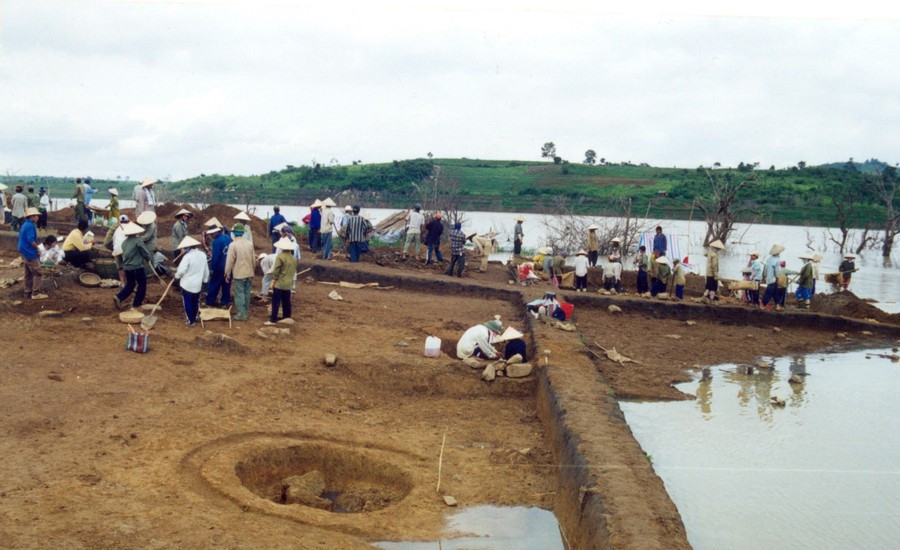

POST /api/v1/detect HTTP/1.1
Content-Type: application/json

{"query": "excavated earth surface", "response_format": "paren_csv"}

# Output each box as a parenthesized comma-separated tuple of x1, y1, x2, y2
(1, 209, 898, 549)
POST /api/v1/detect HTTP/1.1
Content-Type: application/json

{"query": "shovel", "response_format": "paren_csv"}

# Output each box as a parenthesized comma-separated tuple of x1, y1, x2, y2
(141, 276, 176, 330)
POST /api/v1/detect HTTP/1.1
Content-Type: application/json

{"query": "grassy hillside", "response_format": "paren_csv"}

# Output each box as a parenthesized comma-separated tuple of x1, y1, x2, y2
(7, 158, 895, 228)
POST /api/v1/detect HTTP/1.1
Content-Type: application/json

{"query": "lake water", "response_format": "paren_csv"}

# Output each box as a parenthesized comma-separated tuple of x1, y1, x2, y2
(619, 347, 900, 550)
(373, 505, 566, 550)
(83, 199, 898, 312)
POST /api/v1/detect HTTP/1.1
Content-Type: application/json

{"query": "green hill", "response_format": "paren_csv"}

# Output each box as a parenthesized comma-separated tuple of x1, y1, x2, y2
(6, 158, 896, 228)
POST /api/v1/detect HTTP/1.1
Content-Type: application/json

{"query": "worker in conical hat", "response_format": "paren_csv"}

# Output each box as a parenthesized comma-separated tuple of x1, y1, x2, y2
(838, 253, 856, 291)
(795, 253, 815, 309)
(174, 236, 208, 326)
(225, 224, 255, 322)
(265, 238, 298, 325)
(457, 319, 503, 361)
(205, 224, 232, 309)
(703, 239, 725, 303)
(762, 243, 784, 308)
(113, 223, 152, 311)
(320, 199, 337, 260)
(573, 249, 589, 292)
(172, 209, 193, 259)
(495, 326, 527, 362)
(513, 216, 525, 257)
(652, 256, 671, 297)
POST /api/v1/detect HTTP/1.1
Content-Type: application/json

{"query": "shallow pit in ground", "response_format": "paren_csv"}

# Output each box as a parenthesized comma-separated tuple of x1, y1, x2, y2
(234, 443, 413, 513)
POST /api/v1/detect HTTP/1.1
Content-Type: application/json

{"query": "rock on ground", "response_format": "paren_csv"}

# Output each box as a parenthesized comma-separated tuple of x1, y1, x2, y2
(608, 305, 622, 314)
(324, 353, 337, 367)
(282, 470, 331, 509)
(481, 363, 496, 382)
(195, 331, 247, 354)
(506, 363, 533, 378)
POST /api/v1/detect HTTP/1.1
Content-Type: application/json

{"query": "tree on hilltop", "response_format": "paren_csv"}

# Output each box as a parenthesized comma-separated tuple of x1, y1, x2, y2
(541, 142, 556, 160)
(584, 150, 597, 165)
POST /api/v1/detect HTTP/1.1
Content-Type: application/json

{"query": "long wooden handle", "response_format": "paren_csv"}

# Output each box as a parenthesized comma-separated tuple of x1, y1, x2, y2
(147, 276, 176, 317)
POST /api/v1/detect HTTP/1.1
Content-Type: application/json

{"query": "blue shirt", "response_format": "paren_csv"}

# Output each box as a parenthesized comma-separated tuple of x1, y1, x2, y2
(84, 184, 95, 205)
(765, 255, 780, 283)
(209, 233, 231, 272)
(310, 209, 321, 231)
(652, 232, 667, 256)
(18, 219, 38, 259)
(269, 213, 286, 237)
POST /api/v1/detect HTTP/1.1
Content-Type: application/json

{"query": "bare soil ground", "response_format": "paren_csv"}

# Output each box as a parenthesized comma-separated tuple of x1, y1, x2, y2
(2, 216, 896, 548)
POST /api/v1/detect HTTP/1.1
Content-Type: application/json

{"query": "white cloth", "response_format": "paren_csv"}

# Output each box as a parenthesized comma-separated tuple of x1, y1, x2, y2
(604, 261, 623, 281)
(573, 255, 589, 277)
(259, 253, 276, 294)
(456, 325, 498, 360)
(244, 225, 254, 248)
(39, 244, 65, 264)
(39, 194, 50, 209)
(406, 211, 425, 234)
(174, 248, 209, 293)
(112, 226, 127, 256)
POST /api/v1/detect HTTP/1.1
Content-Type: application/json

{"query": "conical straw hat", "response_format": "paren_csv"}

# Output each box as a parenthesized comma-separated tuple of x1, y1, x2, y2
(122, 222, 145, 236)
(203, 217, 221, 227)
(234, 211, 251, 221)
(177, 236, 201, 249)
(274, 237, 295, 251)
(136, 211, 156, 225)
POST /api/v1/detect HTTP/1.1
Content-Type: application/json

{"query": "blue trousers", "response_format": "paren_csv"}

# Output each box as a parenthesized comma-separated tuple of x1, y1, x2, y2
(651, 280, 667, 297)
(321, 232, 333, 260)
(426, 243, 444, 263)
(348, 242, 361, 262)
(206, 270, 231, 306)
(181, 289, 200, 324)
(308, 229, 320, 252)
(636, 271, 649, 294)
(675, 284, 684, 299)
(762, 283, 778, 306)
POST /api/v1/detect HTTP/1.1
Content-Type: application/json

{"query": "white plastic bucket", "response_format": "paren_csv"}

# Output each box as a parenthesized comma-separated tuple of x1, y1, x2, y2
(424, 336, 441, 358)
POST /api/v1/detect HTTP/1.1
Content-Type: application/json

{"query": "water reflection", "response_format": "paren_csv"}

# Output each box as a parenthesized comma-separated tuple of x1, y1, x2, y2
(619, 347, 900, 550)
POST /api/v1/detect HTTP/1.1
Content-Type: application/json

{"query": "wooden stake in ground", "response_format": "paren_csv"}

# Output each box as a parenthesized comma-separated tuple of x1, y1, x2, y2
(436, 428, 447, 493)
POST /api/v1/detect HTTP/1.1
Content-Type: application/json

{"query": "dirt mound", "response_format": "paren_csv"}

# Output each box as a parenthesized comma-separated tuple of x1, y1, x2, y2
(811, 291, 900, 324)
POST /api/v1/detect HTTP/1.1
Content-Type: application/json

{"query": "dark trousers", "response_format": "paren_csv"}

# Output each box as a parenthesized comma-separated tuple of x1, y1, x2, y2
(604, 277, 621, 292)
(636, 270, 649, 294)
(588, 251, 599, 267)
(348, 242, 362, 262)
(181, 289, 200, 324)
(762, 283, 778, 306)
(748, 288, 760, 305)
(426, 243, 444, 263)
(446, 253, 465, 277)
(64, 249, 91, 268)
(308, 229, 320, 252)
(575, 274, 587, 290)
(206, 270, 231, 306)
(117, 268, 147, 308)
(38, 211, 47, 229)
(675, 284, 684, 299)
(504, 338, 528, 361)
(270, 288, 292, 322)
(776, 287, 787, 306)
(651, 279, 667, 297)
(514, 240, 522, 256)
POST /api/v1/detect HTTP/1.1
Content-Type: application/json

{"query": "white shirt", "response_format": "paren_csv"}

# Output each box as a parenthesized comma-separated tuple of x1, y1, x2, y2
(573, 255, 590, 277)
(113, 225, 127, 256)
(39, 244, 65, 264)
(39, 194, 50, 209)
(406, 211, 425, 234)
(175, 248, 210, 293)
(456, 325, 498, 360)
(322, 208, 336, 233)
(260, 253, 276, 275)
(605, 261, 623, 281)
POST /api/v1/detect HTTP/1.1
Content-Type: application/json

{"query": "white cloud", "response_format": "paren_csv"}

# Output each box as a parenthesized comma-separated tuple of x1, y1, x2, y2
(1, 0, 899, 179)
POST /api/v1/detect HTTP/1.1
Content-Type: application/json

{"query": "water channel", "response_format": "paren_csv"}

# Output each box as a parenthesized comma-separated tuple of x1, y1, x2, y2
(619, 347, 900, 549)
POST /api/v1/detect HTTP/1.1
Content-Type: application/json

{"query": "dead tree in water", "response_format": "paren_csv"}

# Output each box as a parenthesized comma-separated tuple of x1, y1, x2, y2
(540, 196, 654, 256)
(869, 167, 899, 258)
(694, 169, 757, 246)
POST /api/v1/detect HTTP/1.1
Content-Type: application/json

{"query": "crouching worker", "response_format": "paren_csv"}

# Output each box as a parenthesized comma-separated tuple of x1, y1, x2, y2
(495, 327, 527, 362)
(672, 257, 686, 300)
(603, 255, 622, 293)
(174, 236, 209, 326)
(265, 237, 297, 325)
(456, 319, 502, 360)
(114, 223, 151, 310)
(652, 256, 671, 297)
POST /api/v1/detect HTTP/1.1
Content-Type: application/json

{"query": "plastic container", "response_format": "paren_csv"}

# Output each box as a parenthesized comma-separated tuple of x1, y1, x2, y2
(424, 336, 441, 358)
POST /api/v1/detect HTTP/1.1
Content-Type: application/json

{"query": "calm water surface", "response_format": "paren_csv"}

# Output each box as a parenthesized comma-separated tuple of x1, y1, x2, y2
(619, 347, 900, 550)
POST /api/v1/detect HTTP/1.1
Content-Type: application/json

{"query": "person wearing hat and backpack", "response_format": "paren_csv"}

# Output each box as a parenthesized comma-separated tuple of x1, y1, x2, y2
(18, 207, 47, 300)
(225, 224, 255, 322)
(796, 253, 815, 309)
(174, 237, 209, 326)
(265, 238, 297, 325)
(113, 223, 151, 310)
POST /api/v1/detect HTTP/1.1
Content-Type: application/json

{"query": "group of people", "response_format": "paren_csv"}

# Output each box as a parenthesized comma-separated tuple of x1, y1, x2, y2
(3, 183, 50, 232)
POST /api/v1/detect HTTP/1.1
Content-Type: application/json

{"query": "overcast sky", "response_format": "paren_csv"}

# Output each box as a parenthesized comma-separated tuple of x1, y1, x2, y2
(2, 0, 899, 180)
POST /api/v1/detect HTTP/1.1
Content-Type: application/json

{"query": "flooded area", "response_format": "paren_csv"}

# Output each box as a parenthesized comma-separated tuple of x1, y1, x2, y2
(620, 347, 900, 550)
(373, 505, 566, 550)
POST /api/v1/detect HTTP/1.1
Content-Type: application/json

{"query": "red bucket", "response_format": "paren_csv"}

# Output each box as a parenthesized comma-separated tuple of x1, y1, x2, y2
(558, 302, 574, 319)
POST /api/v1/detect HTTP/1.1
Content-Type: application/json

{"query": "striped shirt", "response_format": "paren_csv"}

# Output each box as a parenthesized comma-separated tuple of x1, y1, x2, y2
(449, 229, 466, 254)
(344, 214, 372, 243)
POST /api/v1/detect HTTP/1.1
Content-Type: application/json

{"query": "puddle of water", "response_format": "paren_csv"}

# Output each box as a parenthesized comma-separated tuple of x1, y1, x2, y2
(620, 347, 900, 550)
(373, 505, 566, 549)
